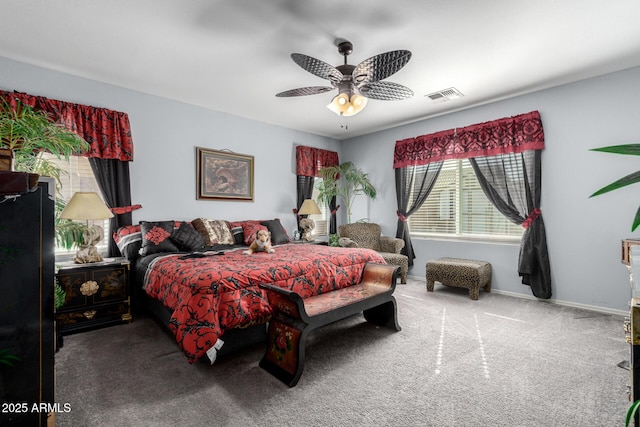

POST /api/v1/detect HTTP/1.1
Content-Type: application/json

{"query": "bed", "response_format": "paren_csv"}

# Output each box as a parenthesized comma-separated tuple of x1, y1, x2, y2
(115, 219, 386, 363)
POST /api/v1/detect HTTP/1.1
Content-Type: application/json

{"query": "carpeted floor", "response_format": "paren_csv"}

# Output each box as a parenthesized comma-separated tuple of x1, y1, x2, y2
(54, 278, 630, 426)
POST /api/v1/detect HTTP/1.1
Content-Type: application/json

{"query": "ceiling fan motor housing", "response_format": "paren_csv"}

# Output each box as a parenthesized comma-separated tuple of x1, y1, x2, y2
(337, 41, 353, 58)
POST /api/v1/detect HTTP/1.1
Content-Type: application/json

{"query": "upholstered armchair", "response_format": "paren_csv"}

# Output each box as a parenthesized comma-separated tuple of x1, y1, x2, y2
(338, 223, 408, 284)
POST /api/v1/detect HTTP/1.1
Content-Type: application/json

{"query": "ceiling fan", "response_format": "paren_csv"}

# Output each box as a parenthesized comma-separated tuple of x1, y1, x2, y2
(276, 40, 413, 117)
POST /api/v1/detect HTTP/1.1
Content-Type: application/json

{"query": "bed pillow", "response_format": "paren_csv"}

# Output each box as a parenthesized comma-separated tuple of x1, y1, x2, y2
(261, 218, 290, 245)
(191, 218, 235, 245)
(241, 221, 268, 246)
(228, 220, 266, 245)
(113, 224, 142, 261)
(171, 222, 205, 251)
(230, 225, 244, 245)
(139, 220, 180, 256)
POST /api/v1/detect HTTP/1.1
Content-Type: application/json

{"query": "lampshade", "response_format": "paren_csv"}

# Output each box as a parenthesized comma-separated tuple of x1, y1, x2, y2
(327, 90, 368, 117)
(298, 199, 321, 215)
(60, 192, 114, 220)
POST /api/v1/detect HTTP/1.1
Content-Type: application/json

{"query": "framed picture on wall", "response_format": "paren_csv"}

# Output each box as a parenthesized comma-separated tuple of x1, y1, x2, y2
(196, 147, 254, 201)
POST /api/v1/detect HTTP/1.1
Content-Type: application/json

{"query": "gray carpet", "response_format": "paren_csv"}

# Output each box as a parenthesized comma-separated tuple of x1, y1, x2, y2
(55, 279, 629, 427)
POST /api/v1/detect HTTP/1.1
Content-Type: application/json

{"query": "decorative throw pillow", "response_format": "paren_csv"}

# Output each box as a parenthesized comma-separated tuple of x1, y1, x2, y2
(261, 218, 290, 245)
(113, 224, 142, 261)
(171, 222, 205, 251)
(230, 225, 244, 245)
(139, 221, 180, 256)
(191, 218, 235, 245)
(241, 221, 268, 246)
(207, 220, 234, 244)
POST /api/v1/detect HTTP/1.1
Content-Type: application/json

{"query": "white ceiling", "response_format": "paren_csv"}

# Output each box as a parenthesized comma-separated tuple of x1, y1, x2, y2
(2, 1, 640, 140)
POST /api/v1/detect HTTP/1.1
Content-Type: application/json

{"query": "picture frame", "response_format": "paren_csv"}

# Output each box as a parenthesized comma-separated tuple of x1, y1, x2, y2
(196, 147, 254, 201)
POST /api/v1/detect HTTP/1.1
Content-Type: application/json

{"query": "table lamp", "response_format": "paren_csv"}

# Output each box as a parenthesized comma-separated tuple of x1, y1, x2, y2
(60, 192, 114, 263)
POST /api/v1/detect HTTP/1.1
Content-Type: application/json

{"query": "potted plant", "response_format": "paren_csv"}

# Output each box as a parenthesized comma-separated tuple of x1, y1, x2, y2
(0, 98, 90, 246)
(316, 161, 377, 224)
(0, 98, 88, 176)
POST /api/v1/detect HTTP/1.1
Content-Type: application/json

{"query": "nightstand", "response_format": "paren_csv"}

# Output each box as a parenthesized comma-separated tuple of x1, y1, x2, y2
(290, 240, 329, 245)
(55, 257, 132, 335)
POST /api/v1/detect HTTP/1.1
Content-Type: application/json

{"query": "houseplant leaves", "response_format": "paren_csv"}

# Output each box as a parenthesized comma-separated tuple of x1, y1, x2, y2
(590, 143, 640, 231)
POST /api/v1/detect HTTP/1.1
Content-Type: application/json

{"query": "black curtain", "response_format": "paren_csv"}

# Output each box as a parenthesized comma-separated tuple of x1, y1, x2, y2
(89, 158, 133, 257)
(469, 150, 551, 299)
(328, 195, 338, 235)
(395, 161, 443, 266)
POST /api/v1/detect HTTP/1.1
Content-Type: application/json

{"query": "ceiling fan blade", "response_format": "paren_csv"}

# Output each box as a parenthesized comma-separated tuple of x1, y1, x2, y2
(276, 86, 335, 97)
(359, 81, 414, 101)
(291, 53, 343, 85)
(352, 50, 412, 85)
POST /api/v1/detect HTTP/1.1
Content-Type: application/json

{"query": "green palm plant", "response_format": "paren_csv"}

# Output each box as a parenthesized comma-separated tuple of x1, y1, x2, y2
(1, 98, 90, 248)
(590, 144, 640, 231)
(316, 161, 377, 224)
(0, 98, 89, 174)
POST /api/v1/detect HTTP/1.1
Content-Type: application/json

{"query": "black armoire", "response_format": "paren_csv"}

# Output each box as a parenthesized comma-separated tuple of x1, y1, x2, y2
(0, 176, 55, 426)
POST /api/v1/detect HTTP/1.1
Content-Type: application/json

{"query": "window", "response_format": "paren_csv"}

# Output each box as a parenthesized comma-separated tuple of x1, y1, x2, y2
(408, 159, 523, 240)
(310, 178, 329, 237)
(42, 153, 110, 254)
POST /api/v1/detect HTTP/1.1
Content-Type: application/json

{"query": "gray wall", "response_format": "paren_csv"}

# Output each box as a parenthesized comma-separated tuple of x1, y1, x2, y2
(0, 56, 340, 237)
(2, 55, 639, 313)
(342, 66, 640, 313)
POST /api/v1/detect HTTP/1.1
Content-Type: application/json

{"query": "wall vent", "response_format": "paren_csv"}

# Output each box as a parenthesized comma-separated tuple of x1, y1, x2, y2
(425, 87, 464, 103)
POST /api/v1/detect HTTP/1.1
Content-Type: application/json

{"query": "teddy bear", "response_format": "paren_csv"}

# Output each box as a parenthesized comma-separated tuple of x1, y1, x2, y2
(243, 229, 275, 255)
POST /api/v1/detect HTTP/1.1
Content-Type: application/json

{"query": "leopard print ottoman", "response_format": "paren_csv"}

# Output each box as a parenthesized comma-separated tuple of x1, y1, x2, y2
(426, 258, 492, 300)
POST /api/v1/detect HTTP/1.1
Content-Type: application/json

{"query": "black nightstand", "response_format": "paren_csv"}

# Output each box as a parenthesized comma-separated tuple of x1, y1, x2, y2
(55, 257, 132, 336)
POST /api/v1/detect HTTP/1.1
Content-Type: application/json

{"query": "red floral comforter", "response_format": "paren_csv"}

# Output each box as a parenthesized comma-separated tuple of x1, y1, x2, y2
(141, 244, 385, 363)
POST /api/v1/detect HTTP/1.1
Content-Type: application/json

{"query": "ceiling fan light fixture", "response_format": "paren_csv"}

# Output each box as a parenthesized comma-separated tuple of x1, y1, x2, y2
(350, 93, 367, 109)
(327, 90, 368, 117)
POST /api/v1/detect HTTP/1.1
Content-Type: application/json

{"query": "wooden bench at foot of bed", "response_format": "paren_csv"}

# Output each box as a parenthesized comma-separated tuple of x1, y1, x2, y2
(259, 262, 401, 387)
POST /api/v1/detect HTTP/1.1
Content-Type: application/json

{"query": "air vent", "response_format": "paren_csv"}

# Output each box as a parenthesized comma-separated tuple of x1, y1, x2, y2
(425, 87, 464, 103)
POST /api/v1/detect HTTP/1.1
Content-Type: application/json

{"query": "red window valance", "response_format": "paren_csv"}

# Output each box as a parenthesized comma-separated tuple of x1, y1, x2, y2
(393, 110, 544, 168)
(295, 145, 339, 177)
(1, 90, 134, 162)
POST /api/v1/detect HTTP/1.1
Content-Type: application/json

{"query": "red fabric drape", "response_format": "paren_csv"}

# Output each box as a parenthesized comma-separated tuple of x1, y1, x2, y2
(295, 145, 339, 177)
(110, 204, 142, 215)
(1, 90, 134, 161)
(393, 110, 544, 168)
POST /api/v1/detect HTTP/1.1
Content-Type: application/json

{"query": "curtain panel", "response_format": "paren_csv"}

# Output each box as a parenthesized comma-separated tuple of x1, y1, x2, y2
(295, 145, 339, 177)
(395, 162, 443, 266)
(90, 158, 135, 257)
(470, 151, 551, 298)
(1, 90, 134, 162)
(393, 110, 544, 168)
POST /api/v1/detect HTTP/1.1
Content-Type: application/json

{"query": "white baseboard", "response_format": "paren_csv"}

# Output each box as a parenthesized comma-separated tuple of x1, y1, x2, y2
(407, 275, 627, 317)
